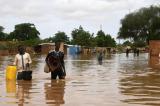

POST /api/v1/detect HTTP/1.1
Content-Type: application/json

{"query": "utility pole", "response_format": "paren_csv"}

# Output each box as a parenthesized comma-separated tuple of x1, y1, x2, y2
(119, 39, 120, 44)
(100, 24, 102, 31)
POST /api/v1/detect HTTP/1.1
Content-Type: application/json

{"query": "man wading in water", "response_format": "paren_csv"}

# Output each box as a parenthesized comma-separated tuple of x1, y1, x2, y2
(13, 45, 32, 80)
(45, 42, 66, 79)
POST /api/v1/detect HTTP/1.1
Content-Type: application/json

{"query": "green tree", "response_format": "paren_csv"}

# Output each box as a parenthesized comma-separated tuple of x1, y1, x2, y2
(105, 34, 116, 47)
(117, 5, 160, 43)
(71, 26, 94, 47)
(0, 26, 4, 32)
(8, 23, 40, 41)
(95, 30, 116, 47)
(95, 30, 106, 47)
(123, 40, 132, 46)
(54, 31, 69, 43)
(42, 31, 69, 43)
(0, 27, 9, 41)
(42, 37, 53, 43)
(0, 26, 8, 41)
(71, 26, 83, 40)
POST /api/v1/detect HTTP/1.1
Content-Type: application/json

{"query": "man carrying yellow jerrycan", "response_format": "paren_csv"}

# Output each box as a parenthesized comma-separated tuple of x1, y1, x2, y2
(6, 45, 32, 81)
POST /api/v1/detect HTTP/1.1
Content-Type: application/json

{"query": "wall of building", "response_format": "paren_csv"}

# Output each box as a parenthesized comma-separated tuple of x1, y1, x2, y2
(36, 42, 67, 55)
(149, 40, 160, 69)
(0, 50, 9, 55)
(149, 40, 160, 57)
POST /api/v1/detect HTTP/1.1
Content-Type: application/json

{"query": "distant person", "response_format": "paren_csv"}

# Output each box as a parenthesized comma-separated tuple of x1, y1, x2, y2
(13, 45, 32, 80)
(136, 48, 140, 56)
(126, 48, 129, 57)
(97, 51, 103, 65)
(45, 42, 66, 79)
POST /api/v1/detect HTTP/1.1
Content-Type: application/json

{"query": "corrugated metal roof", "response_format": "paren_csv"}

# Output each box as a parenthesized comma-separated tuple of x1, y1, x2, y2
(38, 43, 55, 45)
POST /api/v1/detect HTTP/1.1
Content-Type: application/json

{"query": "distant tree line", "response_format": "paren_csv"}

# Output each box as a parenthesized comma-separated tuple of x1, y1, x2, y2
(0, 23, 116, 47)
(0, 23, 40, 41)
(44, 26, 116, 47)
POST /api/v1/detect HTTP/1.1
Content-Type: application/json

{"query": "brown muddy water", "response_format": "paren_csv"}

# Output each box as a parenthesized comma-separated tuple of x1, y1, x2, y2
(0, 53, 160, 106)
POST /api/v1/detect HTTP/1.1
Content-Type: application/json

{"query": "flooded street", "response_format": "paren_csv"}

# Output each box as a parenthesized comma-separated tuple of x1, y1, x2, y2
(1, 53, 160, 106)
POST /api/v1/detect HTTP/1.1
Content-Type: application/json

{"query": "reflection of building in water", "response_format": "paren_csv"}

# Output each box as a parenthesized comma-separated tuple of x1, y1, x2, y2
(149, 40, 160, 69)
(119, 70, 160, 105)
(44, 80, 65, 105)
(149, 57, 160, 69)
(16, 81, 32, 106)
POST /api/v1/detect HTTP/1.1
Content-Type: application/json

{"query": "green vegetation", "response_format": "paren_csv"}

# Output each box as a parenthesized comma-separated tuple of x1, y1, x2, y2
(0, 26, 8, 41)
(122, 40, 147, 48)
(0, 24, 116, 50)
(117, 5, 160, 46)
(1, 5, 160, 51)
(0, 44, 8, 50)
(8, 23, 40, 41)
(20, 39, 42, 46)
(71, 26, 95, 47)
(96, 30, 116, 47)
(6, 41, 19, 51)
(122, 40, 132, 47)
(0, 23, 41, 50)
(70, 26, 116, 47)
(34, 25, 116, 48)
(43, 31, 69, 43)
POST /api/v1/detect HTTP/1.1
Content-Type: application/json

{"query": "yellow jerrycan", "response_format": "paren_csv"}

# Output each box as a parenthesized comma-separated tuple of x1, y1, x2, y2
(6, 65, 17, 80)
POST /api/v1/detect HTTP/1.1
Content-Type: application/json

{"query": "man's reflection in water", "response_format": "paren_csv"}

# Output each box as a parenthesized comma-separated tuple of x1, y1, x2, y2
(16, 81, 32, 106)
(44, 80, 65, 105)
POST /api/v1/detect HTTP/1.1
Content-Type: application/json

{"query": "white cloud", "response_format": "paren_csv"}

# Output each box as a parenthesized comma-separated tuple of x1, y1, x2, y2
(0, 0, 159, 39)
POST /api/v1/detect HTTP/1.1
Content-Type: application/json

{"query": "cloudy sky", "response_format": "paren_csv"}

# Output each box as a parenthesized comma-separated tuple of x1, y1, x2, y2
(0, 0, 159, 40)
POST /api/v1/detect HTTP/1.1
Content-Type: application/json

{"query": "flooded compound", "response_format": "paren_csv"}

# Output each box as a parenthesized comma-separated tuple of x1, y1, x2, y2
(1, 53, 160, 106)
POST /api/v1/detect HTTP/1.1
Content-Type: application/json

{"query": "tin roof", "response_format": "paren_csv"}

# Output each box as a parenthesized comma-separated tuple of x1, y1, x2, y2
(38, 43, 55, 46)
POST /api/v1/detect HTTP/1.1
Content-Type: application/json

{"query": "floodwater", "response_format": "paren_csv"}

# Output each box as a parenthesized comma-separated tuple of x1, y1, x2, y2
(0, 53, 160, 106)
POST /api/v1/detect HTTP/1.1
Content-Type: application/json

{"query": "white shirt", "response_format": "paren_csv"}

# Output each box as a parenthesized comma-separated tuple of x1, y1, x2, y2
(13, 52, 32, 72)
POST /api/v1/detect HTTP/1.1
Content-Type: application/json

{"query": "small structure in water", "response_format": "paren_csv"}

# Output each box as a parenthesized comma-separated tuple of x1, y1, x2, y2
(67, 45, 81, 55)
